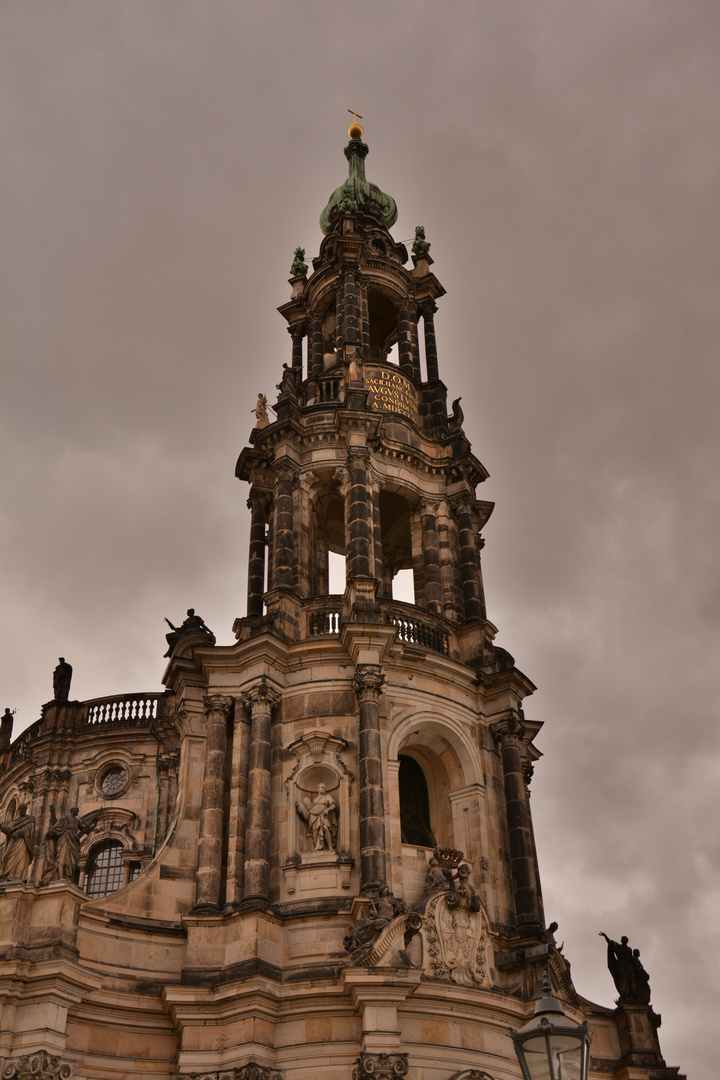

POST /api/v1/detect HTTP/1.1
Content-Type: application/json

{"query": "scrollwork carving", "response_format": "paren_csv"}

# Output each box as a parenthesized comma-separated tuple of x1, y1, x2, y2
(352, 1053, 408, 1080)
(1, 1052, 72, 1080)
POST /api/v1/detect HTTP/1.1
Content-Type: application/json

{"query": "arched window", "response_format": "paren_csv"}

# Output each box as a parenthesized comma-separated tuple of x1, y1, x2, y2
(85, 840, 124, 899)
(399, 755, 436, 847)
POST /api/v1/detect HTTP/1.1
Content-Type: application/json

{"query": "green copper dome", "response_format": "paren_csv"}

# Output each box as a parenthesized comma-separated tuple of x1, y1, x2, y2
(320, 137, 398, 235)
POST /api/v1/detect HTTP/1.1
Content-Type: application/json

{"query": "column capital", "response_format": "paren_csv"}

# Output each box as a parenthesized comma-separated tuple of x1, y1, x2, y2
(352, 664, 385, 702)
(274, 460, 298, 484)
(419, 298, 438, 317)
(346, 449, 370, 472)
(353, 1053, 408, 1080)
(202, 694, 234, 722)
(419, 497, 441, 518)
(451, 495, 476, 519)
(490, 714, 526, 747)
(247, 488, 271, 514)
(241, 678, 282, 712)
(286, 321, 307, 337)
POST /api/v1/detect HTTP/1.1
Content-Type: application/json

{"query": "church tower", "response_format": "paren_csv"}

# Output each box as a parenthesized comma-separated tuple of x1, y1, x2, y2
(0, 122, 684, 1080)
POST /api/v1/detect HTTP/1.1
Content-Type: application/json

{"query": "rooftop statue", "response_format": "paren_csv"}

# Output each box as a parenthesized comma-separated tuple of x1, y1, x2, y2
(53, 657, 73, 701)
(600, 931, 652, 1005)
(290, 247, 308, 278)
(0, 708, 13, 749)
(252, 393, 269, 426)
(412, 225, 431, 258)
(0, 804, 35, 882)
(164, 608, 216, 658)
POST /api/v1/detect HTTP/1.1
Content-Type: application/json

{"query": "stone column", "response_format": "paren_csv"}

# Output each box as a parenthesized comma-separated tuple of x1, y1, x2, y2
(346, 451, 373, 581)
(194, 694, 234, 912)
(241, 680, 281, 902)
(246, 490, 270, 617)
(422, 301, 439, 382)
(420, 499, 443, 614)
(272, 464, 295, 589)
(289, 324, 305, 376)
(310, 318, 324, 378)
(342, 266, 360, 348)
(352, 665, 386, 891)
(490, 715, 542, 929)
(398, 306, 420, 382)
(454, 498, 484, 620)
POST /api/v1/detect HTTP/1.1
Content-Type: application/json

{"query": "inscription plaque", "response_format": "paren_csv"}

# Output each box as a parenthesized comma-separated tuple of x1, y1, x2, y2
(365, 367, 419, 425)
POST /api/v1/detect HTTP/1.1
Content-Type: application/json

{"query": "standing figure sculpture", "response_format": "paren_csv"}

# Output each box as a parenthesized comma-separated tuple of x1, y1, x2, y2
(0, 804, 36, 882)
(600, 932, 650, 1004)
(53, 657, 73, 701)
(43, 806, 98, 884)
(252, 394, 269, 425)
(297, 782, 338, 852)
(0, 708, 13, 749)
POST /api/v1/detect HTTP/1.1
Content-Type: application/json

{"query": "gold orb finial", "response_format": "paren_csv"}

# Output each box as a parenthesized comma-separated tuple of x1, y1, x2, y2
(347, 107, 364, 140)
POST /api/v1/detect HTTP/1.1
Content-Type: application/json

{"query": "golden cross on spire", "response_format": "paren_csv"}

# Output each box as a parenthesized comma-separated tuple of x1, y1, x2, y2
(347, 108, 364, 139)
(347, 108, 363, 124)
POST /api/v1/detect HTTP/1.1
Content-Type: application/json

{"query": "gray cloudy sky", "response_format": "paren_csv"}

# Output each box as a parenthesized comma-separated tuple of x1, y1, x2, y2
(2, 2, 718, 1075)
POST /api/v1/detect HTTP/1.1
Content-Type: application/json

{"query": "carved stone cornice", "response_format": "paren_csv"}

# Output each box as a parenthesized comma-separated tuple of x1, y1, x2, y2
(352, 665, 385, 703)
(203, 695, 234, 724)
(1, 1052, 73, 1079)
(489, 714, 526, 747)
(171, 1065, 283, 1080)
(240, 678, 282, 714)
(352, 1054, 408, 1080)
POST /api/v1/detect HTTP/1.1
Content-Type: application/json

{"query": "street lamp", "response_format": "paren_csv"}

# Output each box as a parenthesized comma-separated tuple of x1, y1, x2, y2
(509, 970, 592, 1080)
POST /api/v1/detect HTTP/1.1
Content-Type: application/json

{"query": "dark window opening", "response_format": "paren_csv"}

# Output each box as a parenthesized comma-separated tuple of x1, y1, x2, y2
(85, 840, 124, 899)
(399, 754, 436, 847)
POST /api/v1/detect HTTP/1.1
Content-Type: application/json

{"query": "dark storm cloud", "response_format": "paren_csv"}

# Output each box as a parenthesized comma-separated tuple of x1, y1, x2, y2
(1, 3, 718, 1075)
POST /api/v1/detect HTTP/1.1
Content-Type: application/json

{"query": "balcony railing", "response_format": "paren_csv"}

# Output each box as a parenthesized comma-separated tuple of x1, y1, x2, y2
(82, 693, 161, 727)
(383, 601, 451, 656)
(302, 596, 452, 656)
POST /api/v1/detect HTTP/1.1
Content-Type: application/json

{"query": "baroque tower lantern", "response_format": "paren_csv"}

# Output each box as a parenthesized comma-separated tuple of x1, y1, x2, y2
(0, 122, 684, 1080)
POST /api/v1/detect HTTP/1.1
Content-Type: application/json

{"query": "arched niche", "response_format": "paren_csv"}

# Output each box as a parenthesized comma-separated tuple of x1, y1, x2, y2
(282, 731, 354, 900)
(388, 712, 485, 906)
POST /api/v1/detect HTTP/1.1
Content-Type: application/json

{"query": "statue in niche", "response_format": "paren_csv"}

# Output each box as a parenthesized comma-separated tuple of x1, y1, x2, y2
(0, 804, 35, 882)
(164, 608, 216, 658)
(42, 806, 100, 884)
(343, 885, 407, 956)
(296, 782, 338, 852)
(424, 856, 450, 895)
(53, 657, 73, 701)
(599, 932, 651, 1005)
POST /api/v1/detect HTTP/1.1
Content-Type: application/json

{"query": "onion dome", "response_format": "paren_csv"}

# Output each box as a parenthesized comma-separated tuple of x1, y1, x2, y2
(320, 121, 398, 235)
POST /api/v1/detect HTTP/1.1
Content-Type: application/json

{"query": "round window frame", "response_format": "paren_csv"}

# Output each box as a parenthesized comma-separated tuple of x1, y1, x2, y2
(96, 763, 130, 799)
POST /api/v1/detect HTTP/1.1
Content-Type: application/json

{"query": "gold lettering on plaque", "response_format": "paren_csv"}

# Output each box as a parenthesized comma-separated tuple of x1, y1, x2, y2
(366, 369, 419, 425)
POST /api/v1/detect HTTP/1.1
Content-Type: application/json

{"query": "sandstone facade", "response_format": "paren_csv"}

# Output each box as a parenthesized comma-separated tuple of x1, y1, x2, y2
(0, 130, 684, 1080)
